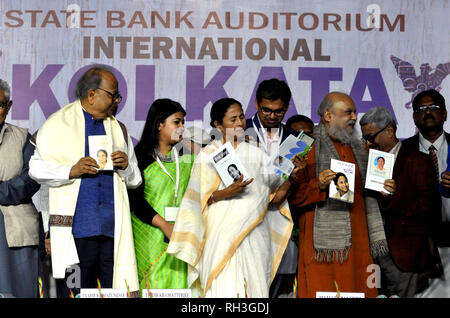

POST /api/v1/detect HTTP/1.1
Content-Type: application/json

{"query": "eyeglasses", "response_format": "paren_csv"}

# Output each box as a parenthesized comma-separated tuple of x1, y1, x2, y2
(259, 106, 286, 117)
(96, 87, 122, 103)
(362, 125, 388, 143)
(414, 104, 442, 113)
(0, 101, 10, 109)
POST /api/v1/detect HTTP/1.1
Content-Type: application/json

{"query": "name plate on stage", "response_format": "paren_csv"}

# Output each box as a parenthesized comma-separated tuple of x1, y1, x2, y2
(79, 288, 128, 298)
(316, 291, 365, 298)
(141, 289, 192, 298)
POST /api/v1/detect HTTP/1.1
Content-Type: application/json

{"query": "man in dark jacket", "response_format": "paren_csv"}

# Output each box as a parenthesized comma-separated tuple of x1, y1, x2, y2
(360, 106, 442, 297)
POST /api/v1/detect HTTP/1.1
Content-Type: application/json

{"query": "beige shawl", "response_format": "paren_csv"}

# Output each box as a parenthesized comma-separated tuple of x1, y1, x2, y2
(36, 100, 139, 291)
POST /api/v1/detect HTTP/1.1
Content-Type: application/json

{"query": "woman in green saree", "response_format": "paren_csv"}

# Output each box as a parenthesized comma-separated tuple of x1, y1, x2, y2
(129, 99, 195, 289)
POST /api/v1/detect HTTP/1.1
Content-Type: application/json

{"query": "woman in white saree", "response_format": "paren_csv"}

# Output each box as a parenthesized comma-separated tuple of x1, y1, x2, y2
(167, 98, 304, 298)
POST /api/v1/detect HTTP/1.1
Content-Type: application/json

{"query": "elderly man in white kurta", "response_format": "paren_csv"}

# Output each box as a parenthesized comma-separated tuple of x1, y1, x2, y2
(29, 66, 141, 296)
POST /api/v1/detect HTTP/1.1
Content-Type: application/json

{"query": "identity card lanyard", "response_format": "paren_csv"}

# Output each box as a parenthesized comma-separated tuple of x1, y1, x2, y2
(155, 147, 180, 205)
(252, 114, 283, 154)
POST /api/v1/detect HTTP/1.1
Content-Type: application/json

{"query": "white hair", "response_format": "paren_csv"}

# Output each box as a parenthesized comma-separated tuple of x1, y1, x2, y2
(0, 79, 11, 101)
(359, 106, 397, 132)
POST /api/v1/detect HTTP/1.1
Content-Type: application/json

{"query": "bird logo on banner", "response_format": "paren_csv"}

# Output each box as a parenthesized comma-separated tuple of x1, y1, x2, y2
(390, 55, 450, 109)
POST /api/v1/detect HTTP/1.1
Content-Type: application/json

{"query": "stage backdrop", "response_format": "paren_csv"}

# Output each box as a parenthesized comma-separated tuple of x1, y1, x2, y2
(0, 0, 449, 144)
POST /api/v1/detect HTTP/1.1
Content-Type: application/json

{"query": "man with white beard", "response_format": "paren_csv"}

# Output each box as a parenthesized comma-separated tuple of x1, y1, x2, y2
(288, 92, 394, 298)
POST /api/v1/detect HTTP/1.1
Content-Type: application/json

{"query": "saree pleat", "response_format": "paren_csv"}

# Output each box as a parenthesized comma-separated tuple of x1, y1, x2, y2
(168, 141, 293, 297)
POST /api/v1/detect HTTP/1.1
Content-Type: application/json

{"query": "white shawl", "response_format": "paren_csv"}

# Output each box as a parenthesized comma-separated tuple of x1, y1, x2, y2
(36, 100, 139, 291)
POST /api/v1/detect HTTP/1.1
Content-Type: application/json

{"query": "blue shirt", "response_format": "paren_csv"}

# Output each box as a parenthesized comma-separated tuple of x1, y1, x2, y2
(72, 110, 115, 238)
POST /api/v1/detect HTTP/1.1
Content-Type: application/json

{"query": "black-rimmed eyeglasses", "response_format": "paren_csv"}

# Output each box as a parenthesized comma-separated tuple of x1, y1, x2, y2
(96, 87, 122, 103)
(362, 125, 388, 144)
(259, 106, 286, 117)
(0, 101, 10, 109)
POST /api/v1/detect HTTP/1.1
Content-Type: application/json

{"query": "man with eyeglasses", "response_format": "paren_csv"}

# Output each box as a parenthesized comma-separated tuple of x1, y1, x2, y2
(28, 65, 141, 297)
(360, 106, 442, 297)
(0, 79, 41, 297)
(244, 78, 299, 298)
(288, 92, 394, 298)
(246, 78, 297, 154)
(402, 89, 450, 297)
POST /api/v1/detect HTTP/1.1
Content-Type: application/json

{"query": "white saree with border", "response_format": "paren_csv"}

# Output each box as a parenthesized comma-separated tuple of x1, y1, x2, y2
(167, 140, 293, 298)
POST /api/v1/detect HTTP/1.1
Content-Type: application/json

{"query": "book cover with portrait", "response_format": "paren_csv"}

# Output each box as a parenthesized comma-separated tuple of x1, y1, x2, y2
(210, 142, 251, 187)
(365, 149, 394, 193)
(267, 153, 295, 178)
(329, 159, 355, 204)
(88, 135, 113, 171)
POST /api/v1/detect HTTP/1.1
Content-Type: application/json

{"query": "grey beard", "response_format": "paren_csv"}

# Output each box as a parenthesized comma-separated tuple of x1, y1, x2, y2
(327, 121, 359, 145)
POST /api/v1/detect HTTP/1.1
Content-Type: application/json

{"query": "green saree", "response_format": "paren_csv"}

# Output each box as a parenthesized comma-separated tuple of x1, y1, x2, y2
(131, 152, 195, 289)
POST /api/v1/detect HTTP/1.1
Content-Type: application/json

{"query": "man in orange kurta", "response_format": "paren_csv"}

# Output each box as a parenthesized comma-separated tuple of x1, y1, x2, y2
(289, 92, 392, 298)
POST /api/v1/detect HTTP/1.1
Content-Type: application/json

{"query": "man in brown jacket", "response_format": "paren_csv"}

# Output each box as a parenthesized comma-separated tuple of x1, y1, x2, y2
(360, 106, 442, 297)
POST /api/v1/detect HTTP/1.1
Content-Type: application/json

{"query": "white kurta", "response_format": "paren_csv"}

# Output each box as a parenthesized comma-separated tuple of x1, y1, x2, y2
(28, 100, 141, 292)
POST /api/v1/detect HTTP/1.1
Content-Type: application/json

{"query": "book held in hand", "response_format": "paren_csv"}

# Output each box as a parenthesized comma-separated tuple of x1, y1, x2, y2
(267, 154, 295, 178)
(88, 135, 113, 171)
(268, 130, 315, 180)
(210, 142, 251, 187)
(329, 158, 355, 204)
(278, 130, 314, 159)
(365, 149, 394, 194)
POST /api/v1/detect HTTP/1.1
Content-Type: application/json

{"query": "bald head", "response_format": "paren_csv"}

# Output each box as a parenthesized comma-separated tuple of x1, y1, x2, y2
(318, 92, 354, 117)
(74, 66, 116, 100)
(77, 66, 120, 119)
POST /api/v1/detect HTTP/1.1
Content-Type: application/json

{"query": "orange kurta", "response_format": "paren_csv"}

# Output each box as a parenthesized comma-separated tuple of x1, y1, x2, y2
(289, 140, 378, 298)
